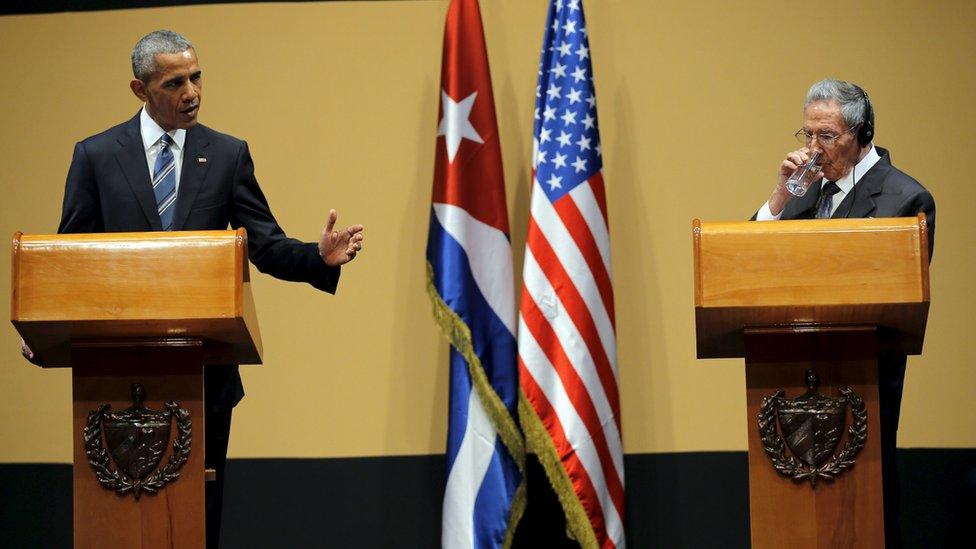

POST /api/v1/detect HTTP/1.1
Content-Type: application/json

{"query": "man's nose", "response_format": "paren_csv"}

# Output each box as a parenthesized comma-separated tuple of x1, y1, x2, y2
(182, 82, 199, 101)
(808, 139, 824, 156)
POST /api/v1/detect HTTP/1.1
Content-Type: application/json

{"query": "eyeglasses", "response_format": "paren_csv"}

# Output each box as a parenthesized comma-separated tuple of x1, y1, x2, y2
(794, 126, 859, 147)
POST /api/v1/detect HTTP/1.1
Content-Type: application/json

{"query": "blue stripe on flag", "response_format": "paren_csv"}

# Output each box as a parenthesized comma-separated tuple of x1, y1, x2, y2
(472, 438, 521, 549)
(426, 210, 518, 414)
(446, 348, 472, 473)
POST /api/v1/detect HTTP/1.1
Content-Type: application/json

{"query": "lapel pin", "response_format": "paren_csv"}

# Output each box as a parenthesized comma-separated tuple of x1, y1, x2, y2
(197, 156, 207, 164)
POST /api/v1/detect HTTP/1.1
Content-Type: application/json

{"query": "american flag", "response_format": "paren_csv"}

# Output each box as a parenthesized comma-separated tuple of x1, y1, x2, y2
(426, 1, 525, 547)
(518, 1, 624, 548)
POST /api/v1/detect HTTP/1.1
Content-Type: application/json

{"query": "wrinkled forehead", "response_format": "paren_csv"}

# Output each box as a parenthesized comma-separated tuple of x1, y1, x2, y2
(803, 99, 847, 131)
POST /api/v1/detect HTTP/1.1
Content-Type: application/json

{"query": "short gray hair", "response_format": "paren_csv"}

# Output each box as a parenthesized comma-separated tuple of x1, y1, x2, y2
(804, 78, 871, 131)
(131, 30, 193, 82)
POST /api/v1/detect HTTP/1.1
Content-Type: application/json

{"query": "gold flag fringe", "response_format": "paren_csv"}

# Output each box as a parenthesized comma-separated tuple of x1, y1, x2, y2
(519, 390, 600, 549)
(502, 475, 527, 548)
(425, 261, 527, 547)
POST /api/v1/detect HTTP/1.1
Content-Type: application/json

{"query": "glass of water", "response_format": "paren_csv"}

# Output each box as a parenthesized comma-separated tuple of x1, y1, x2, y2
(785, 151, 822, 197)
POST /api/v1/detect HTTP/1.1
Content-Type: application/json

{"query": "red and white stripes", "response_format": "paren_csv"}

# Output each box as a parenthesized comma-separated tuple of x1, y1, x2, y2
(519, 171, 624, 548)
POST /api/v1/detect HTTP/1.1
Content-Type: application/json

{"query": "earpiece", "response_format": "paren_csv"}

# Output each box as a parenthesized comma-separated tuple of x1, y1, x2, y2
(853, 84, 874, 146)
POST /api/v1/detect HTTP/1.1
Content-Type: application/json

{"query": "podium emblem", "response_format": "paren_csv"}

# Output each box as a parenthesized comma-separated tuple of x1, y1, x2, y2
(83, 383, 192, 499)
(758, 369, 867, 486)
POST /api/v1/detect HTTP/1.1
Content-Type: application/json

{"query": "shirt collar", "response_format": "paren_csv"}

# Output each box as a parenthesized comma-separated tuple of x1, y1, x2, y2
(822, 144, 881, 194)
(140, 105, 186, 151)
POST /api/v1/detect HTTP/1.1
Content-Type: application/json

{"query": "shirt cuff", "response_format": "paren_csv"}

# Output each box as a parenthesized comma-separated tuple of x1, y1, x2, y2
(755, 201, 782, 221)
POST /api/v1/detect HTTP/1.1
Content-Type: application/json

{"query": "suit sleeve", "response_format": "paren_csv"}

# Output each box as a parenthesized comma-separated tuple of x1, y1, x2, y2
(58, 142, 104, 234)
(229, 141, 341, 294)
(907, 189, 936, 262)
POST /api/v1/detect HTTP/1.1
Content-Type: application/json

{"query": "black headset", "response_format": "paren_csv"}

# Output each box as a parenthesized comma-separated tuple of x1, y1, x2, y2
(853, 84, 875, 146)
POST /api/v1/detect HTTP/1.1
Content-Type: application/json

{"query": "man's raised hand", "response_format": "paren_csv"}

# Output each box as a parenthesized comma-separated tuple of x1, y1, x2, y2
(318, 209, 364, 267)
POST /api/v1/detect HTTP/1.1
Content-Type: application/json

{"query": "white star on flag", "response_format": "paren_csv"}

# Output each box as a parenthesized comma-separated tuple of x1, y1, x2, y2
(553, 152, 568, 168)
(437, 90, 484, 163)
(547, 173, 562, 190)
(576, 134, 591, 151)
(557, 131, 572, 147)
(572, 155, 587, 173)
(546, 83, 562, 100)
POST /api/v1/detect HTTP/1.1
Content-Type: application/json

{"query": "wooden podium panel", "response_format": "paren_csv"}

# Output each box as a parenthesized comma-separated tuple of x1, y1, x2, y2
(72, 341, 205, 549)
(11, 230, 262, 367)
(744, 327, 884, 548)
(693, 216, 929, 358)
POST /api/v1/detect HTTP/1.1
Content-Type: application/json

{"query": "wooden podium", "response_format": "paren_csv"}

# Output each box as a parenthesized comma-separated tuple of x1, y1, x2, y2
(693, 216, 930, 548)
(10, 229, 263, 548)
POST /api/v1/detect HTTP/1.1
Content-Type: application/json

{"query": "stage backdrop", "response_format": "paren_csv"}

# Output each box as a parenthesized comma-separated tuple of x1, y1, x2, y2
(1, 0, 973, 464)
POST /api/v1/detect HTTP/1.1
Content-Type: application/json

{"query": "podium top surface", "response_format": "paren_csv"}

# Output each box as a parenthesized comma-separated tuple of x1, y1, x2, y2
(11, 230, 263, 367)
(693, 216, 930, 358)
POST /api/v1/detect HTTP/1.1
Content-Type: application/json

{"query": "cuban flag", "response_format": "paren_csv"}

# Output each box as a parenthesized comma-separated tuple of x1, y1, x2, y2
(425, 1, 525, 547)
(518, 1, 625, 547)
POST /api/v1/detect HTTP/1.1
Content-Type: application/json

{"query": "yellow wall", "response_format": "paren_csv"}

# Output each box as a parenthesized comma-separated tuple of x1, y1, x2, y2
(1, 0, 973, 462)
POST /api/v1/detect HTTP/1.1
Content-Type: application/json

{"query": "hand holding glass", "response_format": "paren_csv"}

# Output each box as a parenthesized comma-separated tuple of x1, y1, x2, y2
(785, 151, 822, 197)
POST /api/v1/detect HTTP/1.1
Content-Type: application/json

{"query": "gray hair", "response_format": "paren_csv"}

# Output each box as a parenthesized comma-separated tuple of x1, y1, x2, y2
(131, 30, 193, 82)
(804, 78, 871, 131)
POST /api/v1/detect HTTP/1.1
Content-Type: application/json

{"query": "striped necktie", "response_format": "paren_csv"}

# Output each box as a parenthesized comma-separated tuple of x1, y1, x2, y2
(815, 181, 841, 219)
(153, 134, 178, 230)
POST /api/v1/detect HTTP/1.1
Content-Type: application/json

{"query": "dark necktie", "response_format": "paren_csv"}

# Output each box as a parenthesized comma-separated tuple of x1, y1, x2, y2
(153, 134, 178, 230)
(814, 181, 841, 219)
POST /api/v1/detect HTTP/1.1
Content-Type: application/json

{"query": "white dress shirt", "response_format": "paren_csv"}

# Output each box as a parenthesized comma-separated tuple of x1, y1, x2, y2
(756, 145, 882, 220)
(140, 106, 187, 192)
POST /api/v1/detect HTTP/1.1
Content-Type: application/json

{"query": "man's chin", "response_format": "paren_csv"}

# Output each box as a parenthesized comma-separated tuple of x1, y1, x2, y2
(822, 167, 849, 181)
(176, 116, 200, 130)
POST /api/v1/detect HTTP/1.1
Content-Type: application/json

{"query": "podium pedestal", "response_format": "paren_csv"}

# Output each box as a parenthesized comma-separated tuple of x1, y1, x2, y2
(744, 327, 884, 547)
(72, 340, 205, 548)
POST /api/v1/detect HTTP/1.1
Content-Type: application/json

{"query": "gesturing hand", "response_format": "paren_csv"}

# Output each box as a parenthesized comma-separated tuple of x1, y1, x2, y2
(318, 209, 365, 267)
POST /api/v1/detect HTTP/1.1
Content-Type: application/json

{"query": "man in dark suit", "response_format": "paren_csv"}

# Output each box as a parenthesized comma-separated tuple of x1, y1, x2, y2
(55, 30, 365, 548)
(754, 78, 935, 548)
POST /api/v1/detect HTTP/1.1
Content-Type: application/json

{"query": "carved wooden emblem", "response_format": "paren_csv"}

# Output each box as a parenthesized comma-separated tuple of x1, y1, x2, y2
(758, 369, 867, 486)
(83, 383, 191, 499)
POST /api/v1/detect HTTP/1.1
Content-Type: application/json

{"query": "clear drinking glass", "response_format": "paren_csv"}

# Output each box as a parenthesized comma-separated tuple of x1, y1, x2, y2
(785, 151, 823, 197)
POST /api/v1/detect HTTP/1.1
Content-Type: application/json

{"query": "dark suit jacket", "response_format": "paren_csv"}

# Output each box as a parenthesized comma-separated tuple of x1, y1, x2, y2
(775, 146, 936, 258)
(58, 112, 340, 409)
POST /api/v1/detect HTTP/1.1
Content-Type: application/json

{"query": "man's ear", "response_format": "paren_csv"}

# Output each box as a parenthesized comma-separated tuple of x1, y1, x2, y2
(130, 79, 148, 102)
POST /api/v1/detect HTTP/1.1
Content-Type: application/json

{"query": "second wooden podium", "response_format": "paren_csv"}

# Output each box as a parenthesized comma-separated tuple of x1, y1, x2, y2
(693, 215, 929, 548)
(11, 229, 263, 549)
